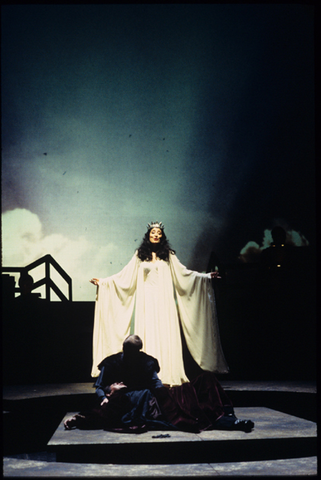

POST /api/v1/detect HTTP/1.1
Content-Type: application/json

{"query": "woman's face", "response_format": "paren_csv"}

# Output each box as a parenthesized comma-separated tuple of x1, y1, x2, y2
(149, 228, 162, 244)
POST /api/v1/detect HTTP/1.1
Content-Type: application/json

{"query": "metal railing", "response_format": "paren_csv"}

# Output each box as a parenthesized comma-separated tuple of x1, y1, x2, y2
(2, 254, 72, 302)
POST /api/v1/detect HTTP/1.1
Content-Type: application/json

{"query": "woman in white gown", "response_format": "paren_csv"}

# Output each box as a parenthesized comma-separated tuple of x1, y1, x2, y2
(90, 222, 229, 386)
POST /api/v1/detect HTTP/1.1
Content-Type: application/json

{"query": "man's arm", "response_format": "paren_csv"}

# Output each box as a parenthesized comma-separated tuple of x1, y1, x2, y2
(94, 366, 111, 402)
(151, 371, 163, 389)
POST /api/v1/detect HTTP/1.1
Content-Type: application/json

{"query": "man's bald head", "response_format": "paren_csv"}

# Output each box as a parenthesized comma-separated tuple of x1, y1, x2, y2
(122, 335, 143, 357)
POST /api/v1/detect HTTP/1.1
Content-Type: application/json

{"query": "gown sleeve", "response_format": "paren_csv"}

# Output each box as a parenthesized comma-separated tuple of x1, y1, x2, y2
(91, 253, 140, 377)
(169, 254, 229, 374)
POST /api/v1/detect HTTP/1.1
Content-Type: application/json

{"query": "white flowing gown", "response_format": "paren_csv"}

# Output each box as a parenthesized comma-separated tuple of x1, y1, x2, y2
(91, 252, 229, 385)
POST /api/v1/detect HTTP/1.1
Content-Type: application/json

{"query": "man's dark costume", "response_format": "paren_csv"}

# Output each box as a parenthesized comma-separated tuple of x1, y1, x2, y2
(95, 351, 163, 398)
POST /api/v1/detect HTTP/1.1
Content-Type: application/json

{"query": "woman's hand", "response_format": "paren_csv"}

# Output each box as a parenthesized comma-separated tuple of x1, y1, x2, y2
(210, 271, 221, 279)
(90, 278, 99, 286)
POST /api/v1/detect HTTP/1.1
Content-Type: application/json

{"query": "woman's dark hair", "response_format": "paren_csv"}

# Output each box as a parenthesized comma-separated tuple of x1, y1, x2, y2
(137, 229, 175, 262)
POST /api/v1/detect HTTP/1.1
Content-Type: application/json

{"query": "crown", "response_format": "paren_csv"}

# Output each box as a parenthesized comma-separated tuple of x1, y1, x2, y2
(147, 221, 164, 231)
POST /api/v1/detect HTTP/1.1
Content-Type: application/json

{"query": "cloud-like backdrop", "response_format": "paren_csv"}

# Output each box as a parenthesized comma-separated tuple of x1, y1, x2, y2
(1, 5, 315, 300)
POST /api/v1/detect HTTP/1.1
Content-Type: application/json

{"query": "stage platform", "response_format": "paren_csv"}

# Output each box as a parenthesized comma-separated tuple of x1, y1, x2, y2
(3, 456, 318, 477)
(48, 407, 316, 464)
(3, 381, 318, 477)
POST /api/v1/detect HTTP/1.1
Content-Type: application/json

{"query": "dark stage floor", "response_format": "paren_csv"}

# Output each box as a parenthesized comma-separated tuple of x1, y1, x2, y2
(3, 381, 317, 477)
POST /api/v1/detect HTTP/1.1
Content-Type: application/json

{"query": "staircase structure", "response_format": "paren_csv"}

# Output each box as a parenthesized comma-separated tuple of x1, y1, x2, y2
(2, 253, 72, 302)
